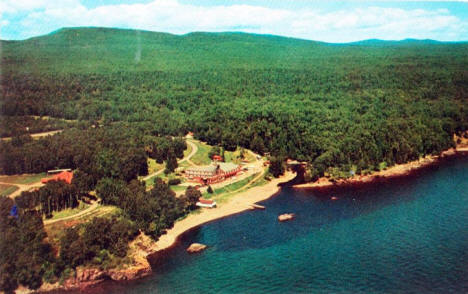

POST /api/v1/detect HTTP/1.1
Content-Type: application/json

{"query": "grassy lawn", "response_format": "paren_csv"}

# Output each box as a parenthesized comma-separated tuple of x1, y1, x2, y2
(145, 140, 193, 178)
(247, 173, 269, 188)
(0, 173, 48, 185)
(79, 205, 119, 222)
(46, 201, 90, 221)
(183, 141, 193, 158)
(145, 172, 186, 188)
(190, 140, 256, 166)
(147, 158, 165, 174)
(179, 161, 191, 168)
(44, 205, 119, 246)
(190, 140, 212, 166)
(170, 185, 187, 193)
(204, 173, 259, 199)
(0, 184, 19, 196)
(224, 147, 256, 164)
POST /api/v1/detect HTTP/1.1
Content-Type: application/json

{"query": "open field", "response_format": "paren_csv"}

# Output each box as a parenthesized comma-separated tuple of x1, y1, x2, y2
(45, 201, 91, 221)
(183, 142, 193, 160)
(147, 140, 192, 174)
(147, 158, 165, 175)
(190, 140, 212, 166)
(224, 147, 256, 164)
(190, 140, 256, 166)
(170, 185, 187, 193)
(44, 204, 119, 243)
(0, 184, 19, 197)
(205, 173, 259, 198)
(0, 173, 48, 184)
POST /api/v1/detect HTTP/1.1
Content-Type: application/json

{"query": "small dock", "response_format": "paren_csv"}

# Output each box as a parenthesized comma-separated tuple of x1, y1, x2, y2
(250, 204, 265, 210)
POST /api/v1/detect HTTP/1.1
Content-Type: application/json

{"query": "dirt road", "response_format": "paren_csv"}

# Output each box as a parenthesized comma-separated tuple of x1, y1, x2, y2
(142, 139, 198, 181)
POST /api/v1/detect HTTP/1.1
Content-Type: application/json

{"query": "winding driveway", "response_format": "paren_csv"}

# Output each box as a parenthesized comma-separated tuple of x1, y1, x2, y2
(1, 130, 63, 141)
(44, 201, 99, 225)
(142, 139, 198, 181)
(0, 181, 44, 198)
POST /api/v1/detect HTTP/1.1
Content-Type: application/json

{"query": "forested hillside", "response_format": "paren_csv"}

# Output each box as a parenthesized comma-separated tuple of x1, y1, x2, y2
(2, 27, 468, 178)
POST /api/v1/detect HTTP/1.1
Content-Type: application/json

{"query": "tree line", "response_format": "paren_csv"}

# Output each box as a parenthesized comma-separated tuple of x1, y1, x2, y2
(0, 179, 202, 293)
(2, 64, 466, 179)
(16, 181, 80, 217)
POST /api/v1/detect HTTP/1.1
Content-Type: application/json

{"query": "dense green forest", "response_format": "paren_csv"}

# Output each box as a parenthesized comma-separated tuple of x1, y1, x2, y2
(1, 27, 468, 292)
(0, 116, 77, 138)
(2, 27, 467, 179)
(0, 181, 200, 292)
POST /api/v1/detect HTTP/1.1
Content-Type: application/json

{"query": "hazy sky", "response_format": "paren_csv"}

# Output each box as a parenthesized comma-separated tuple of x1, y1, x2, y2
(1, 0, 467, 42)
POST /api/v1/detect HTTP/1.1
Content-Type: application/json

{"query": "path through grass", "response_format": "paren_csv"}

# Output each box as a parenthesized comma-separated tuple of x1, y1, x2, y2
(0, 173, 48, 184)
(0, 184, 19, 196)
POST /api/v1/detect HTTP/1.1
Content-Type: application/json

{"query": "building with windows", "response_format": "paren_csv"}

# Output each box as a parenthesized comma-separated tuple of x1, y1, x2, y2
(185, 162, 241, 185)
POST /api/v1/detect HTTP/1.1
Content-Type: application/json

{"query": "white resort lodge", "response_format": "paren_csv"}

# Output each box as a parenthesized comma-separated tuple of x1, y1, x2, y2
(185, 162, 241, 185)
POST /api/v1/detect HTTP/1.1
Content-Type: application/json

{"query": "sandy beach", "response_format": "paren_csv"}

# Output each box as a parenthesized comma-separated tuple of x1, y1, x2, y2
(293, 146, 468, 189)
(153, 171, 296, 252)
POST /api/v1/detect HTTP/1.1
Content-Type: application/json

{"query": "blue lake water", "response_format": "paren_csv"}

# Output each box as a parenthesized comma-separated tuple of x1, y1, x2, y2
(85, 156, 468, 293)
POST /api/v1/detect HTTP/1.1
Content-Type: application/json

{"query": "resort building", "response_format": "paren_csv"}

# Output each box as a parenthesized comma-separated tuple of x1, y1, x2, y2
(185, 162, 241, 185)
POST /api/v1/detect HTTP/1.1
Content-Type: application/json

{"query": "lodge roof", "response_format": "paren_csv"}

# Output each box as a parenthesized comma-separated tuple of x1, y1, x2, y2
(186, 164, 217, 173)
(218, 162, 238, 172)
(185, 162, 239, 174)
(41, 171, 73, 184)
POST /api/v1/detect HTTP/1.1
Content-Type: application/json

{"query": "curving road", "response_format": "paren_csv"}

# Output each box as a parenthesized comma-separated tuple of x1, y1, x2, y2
(0, 181, 44, 198)
(44, 201, 99, 225)
(142, 139, 198, 181)
(1, 130, 63, 141)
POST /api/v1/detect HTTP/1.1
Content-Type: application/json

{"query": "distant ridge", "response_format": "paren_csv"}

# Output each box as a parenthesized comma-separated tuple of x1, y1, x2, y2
(2, 27, 466, 46)
(2, 26, 467, 74)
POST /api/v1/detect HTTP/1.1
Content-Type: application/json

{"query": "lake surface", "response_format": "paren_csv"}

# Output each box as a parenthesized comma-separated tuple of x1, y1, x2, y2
(88, 157, 468, 293)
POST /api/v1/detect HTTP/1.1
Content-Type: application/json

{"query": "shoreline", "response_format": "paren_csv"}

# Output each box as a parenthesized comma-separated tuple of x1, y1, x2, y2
(151, 171, 297, 253)
(24, 171, 296, 293)
(22, 146, 468, 293)
(293, 147, 468, 190)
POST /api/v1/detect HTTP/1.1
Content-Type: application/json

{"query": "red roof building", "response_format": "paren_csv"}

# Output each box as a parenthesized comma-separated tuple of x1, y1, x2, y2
(185, 162, 241, 185)
(196, 198, 217, 208)
(41, 171, 73, 184)
(199, 198, 214, 205)
(212, 155, 223, 161)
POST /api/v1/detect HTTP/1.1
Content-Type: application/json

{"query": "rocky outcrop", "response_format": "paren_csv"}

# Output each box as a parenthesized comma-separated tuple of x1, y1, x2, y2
(186, 243, 207, 253)
(278, 213, 295, 222)
(108, 258, 152, 281)
(29, 232, 157, 293)
(107, 232, 157, 281)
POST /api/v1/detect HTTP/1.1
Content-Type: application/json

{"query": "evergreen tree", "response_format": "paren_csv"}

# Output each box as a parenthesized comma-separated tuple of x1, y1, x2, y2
(165, 150, 178, 174)
(183, 186, 201, 211)
(269, 156, 285, 178)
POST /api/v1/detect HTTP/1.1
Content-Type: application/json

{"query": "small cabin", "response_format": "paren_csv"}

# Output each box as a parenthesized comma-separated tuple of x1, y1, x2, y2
(212, 155, 223, 161)
(196, 198, 217, 208)
(41, 171, 73, 184)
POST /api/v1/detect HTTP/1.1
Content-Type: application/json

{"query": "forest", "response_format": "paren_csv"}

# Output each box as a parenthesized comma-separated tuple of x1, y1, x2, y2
(0, 181, 200, 292)
(2, 28, 467, 179)
(1, 27, 468, 292)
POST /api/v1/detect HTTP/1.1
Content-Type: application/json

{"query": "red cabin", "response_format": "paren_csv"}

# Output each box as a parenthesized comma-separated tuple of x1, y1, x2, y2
(41, 171, 73, 184)
(212, 155, 223, 161)
(199, 198, 214, 205)
(196, 198, 217, 208)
